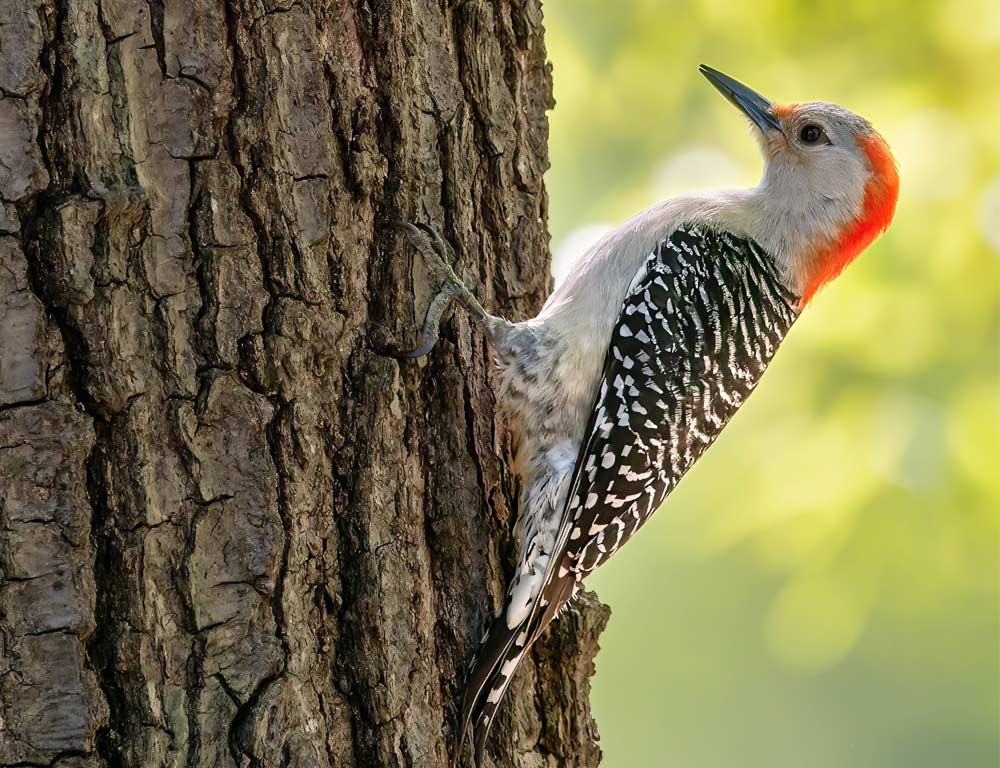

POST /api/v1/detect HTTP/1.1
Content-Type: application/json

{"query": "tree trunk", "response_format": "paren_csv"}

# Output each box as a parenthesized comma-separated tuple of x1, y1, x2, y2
(0, 2, 609, 767)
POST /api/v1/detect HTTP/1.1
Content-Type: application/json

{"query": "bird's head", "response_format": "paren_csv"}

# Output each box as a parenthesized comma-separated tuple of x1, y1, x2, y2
(700, 65, 899, 307)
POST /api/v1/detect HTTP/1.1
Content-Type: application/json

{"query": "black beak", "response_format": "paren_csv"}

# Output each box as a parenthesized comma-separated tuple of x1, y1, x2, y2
(699, 65, 782, 134)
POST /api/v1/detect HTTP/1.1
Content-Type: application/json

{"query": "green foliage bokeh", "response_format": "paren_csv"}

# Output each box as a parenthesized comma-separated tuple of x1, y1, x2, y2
(543, 1, 999, 765)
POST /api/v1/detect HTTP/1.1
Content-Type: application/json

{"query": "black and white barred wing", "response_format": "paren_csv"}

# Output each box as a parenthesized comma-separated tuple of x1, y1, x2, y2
(553, 225, 799, 584)
(458, 226, 797, 764)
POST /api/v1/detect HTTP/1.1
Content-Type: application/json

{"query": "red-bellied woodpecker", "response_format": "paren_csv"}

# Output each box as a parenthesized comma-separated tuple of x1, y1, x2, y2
(399, 64, 899, 765)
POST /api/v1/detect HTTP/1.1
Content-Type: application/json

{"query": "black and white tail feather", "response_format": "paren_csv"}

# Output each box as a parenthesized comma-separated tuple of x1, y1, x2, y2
(456, 572, 578, 766)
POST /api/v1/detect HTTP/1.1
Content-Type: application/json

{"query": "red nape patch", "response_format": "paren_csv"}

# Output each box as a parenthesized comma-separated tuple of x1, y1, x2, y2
(799, 134, 899, 307)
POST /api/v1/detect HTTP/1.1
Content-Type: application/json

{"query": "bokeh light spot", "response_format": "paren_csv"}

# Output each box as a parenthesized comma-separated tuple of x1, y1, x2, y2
(650, 146, 749, 200)
(977, 176, 1000, 254)
(767, 574, 870, 671)
(891, 109, 972, 201)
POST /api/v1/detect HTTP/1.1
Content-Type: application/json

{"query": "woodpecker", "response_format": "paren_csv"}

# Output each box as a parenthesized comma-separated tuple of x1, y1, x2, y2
(400, 65, 899, 764)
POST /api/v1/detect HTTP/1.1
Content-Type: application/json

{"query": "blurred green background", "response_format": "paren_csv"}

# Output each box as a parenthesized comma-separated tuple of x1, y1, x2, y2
(542, 1, 999, 766)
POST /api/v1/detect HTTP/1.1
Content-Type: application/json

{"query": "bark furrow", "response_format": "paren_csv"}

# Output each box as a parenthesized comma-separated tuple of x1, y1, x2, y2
(0, 2, 608, 767)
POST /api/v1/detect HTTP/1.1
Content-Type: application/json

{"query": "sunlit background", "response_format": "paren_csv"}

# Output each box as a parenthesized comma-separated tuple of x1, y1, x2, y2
(542, 1, 999, 765)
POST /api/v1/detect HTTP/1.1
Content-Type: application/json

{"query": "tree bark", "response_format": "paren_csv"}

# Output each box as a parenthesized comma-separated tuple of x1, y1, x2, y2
(0, 2, 609, 767)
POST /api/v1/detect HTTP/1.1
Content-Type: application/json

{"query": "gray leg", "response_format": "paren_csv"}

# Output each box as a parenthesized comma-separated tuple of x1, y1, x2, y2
(397, 222, 501, 358)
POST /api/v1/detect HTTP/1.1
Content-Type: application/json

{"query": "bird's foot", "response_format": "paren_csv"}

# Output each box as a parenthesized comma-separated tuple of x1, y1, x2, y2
(394, 221, 488, 359)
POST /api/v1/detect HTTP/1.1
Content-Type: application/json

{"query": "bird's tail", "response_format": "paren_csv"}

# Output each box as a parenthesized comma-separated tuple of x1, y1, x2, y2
(456, 575, 577, 766)
(456, 610, 530, 767)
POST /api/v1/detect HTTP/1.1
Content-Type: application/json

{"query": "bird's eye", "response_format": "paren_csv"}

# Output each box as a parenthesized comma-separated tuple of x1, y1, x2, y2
(799, 124, 825, 144)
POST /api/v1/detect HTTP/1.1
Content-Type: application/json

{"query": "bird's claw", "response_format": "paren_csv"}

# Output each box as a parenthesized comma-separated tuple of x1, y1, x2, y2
(393, 220, 487, 359)
(394, 220, 463, 287)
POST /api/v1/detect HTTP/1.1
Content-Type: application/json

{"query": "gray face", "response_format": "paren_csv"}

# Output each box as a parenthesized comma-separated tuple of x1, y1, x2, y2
(778, 101, 875, 147)
(699, 66, 896, 292)
(760, 102, 875, 216)
(767, 102, 877, 180)
(699, 66, 880, 216)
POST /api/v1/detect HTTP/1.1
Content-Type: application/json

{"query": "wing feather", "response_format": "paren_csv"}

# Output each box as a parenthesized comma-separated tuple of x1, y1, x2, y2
(541, 224, 798, 599)
(458, 224, 798, 764)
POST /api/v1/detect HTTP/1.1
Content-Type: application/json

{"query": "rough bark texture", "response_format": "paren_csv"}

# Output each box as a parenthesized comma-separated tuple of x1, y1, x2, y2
(0, 1, 609, 767)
